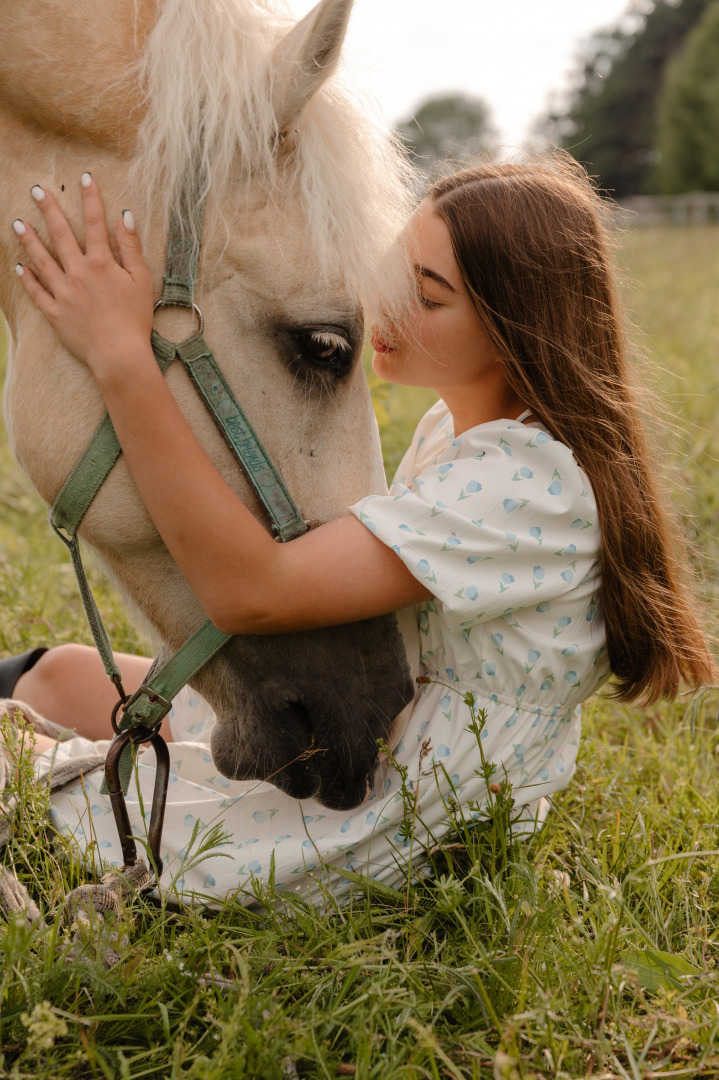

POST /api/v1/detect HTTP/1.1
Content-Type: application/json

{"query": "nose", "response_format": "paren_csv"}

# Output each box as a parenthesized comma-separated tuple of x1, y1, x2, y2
(209, 693, 382, 811)
(262, 698, 323, 801)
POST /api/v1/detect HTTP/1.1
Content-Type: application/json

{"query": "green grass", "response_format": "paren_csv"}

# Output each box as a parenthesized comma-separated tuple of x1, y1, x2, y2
(1, 227, 718, 1079)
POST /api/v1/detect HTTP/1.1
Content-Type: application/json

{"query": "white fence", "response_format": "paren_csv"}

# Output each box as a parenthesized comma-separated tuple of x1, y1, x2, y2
(618, 192, 719, 226)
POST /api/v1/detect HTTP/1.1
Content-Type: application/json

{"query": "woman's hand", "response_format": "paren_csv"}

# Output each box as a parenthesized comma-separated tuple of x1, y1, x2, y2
(12, 173, 155, 381)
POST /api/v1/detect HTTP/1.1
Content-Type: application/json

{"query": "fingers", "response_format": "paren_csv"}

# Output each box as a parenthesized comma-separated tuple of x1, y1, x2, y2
(115, 209, 152, 285)
(26, 184, 83, 269)
(80, 171, 111, 256)
(13, 262, 59, 321)
(11, 216, 65, 297)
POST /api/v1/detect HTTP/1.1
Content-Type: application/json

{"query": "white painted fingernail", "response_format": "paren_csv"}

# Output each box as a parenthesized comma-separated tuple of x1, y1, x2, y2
(12, 219, 26, 236)
(30, 185, 45, 202)
(81, 172, 92, 188)
(15, 263, 24, 277)
(122, 209, 135, 232)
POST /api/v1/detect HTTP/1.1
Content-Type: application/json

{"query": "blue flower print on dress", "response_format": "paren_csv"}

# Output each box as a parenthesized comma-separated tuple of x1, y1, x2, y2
(512, 466, 533, 480)
(529, 525, 543, 545)
(525, 649, 541, 673)
(358, 512, 376, 534)
(499, 572, 515, 593)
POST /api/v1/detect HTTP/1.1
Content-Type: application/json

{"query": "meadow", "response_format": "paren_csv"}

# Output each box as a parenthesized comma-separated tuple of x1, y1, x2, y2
(0, 226, 718, 1079)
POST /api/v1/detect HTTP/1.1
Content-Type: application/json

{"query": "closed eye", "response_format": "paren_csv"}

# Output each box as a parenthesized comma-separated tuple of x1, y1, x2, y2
(419, 294, 441, 310)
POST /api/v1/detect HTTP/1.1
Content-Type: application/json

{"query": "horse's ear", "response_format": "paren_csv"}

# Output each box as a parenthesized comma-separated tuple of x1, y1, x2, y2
(270, 0, 353, 134)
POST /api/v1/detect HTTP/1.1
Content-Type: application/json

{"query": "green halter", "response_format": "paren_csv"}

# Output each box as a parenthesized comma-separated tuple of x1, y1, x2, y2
(50, 195, 308, 807)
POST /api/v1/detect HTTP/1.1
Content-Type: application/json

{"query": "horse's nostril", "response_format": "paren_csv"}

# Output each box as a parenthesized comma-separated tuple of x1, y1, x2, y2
(264, 698, 323, 798)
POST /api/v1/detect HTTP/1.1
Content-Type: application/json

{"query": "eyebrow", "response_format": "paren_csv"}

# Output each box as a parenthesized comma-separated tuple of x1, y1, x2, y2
(415, 264, 457, 293)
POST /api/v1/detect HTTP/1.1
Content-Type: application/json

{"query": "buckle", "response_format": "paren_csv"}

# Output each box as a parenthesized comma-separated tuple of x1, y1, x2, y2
(111, 683, 173, 736)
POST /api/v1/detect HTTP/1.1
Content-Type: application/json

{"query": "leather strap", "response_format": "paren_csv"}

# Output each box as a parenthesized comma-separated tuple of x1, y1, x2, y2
(173, 332, 307, 542)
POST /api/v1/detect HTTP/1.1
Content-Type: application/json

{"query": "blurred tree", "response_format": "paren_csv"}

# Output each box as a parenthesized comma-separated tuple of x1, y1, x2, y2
(657, 0, 719, 191)
(398, 93, 498, 174)
(542, 0, 714, 197)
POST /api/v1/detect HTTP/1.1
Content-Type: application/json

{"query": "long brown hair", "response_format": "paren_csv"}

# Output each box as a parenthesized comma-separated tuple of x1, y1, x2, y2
(429, 155, 715, 704)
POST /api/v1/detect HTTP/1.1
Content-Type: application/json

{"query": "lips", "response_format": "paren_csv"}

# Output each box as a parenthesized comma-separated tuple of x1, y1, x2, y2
(370, 327, 396, 353)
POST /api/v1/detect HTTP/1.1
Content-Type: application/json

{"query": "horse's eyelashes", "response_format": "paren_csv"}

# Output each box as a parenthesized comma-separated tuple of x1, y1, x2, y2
(295, 329, 353, 374)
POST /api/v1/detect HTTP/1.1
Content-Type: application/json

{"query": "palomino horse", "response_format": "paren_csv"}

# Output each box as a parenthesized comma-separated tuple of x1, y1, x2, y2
(0, 0, 419, 811)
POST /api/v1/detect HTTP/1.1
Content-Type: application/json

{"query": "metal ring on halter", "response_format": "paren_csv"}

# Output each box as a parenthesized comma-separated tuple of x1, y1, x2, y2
(110, 699, 163, 741)
(153, 298, 204, 336)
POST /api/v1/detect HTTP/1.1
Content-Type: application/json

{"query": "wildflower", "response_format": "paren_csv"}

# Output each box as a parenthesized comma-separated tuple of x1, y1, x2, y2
(20, 1001, 68, 1051)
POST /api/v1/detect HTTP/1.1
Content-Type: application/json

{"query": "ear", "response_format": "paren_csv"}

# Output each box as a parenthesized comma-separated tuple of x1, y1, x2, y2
(270, 0, 353, 133)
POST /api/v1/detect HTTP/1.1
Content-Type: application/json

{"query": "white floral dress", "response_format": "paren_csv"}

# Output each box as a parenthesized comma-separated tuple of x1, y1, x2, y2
(39, 400, 610, 903)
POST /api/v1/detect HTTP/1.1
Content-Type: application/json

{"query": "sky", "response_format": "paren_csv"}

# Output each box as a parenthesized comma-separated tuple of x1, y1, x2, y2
(291, 0, 643, 147)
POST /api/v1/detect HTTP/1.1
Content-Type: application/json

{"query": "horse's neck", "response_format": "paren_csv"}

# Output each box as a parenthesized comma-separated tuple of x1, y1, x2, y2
(0, 0, 155, 325)
(0, 0, 150, 150)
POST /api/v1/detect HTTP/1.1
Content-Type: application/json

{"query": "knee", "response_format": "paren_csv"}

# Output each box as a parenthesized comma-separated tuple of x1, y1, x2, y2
(31, 643, 98, 689)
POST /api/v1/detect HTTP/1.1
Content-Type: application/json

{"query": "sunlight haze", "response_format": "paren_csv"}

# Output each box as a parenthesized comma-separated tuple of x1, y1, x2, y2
(292, 0, 640, 146)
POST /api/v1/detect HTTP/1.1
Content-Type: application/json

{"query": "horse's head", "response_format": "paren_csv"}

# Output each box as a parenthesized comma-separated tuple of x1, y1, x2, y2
(0, 0, 419, 810)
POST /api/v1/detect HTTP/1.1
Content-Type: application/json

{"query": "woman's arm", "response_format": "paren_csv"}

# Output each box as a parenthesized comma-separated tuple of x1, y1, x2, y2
(12, 178, 431, 633)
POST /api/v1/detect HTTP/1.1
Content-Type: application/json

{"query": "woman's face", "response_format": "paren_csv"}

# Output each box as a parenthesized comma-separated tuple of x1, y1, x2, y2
(371, 199, 501, 394)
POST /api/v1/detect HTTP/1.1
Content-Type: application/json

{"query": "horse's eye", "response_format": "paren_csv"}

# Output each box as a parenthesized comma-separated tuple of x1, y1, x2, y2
(296, 329, 353, 373)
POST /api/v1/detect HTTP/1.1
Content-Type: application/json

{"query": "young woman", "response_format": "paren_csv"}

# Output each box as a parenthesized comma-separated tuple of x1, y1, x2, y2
(5, 158, 715, 900)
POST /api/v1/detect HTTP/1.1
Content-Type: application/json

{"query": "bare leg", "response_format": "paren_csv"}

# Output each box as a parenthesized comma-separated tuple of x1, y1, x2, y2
(13, 644, 173, 743)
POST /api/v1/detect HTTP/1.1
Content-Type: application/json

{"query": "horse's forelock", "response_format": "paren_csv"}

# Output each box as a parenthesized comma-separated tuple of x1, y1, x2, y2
(130, 0, 417, 321)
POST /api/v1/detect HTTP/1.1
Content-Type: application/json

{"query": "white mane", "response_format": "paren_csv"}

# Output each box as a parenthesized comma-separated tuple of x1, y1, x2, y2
(131, 0, 416, 316)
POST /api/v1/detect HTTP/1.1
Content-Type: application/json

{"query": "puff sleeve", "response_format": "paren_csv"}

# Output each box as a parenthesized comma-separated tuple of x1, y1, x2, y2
(349, 421, 601, 634)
